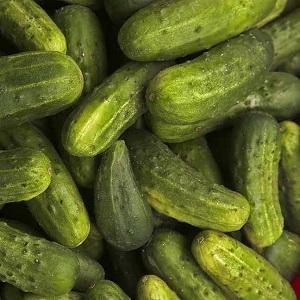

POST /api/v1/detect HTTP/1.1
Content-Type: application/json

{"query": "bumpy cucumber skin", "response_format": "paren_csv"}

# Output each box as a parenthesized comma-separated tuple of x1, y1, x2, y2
(84, 280, 130, 300)
(142, 229, 227, 300)
(192, 230, 296, 300)
(0, 51, 83, 128)
(62, 61, 171, 157)
(23, 292, 84, 299)
(230, 112, 283, 248)
(122, 129, 250, 232)
(94, 140, 153, 251)
(0, 0, 66, 53)
(0, 221, 79, 296)
(146, 29, 273, 125)
(0, 123, 90, 248)
(168, 137, 223, 184)
(54, 5, 107, 95)
(1, 283, 24, 300)
(118, 0, 275, 61)
(137, 275, 180, 300)
(279, 121, 300, 235)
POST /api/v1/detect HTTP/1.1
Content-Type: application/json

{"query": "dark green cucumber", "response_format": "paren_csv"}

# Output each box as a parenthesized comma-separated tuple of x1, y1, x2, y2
(192, 230, 296, 300)
(276, 51, 300, 77)
(0, 51, 83, 128)
(0, 0, 66, 52)
(0, 148, 51, 204)
(62, 60, 171, 157)
(94, 140, 153, 251)
(168, 137, 223, 184)
(84, 280, 130, 300)
(118, 0, 275, 61)
(58, 0, 103, 11)
(278, 121, 300, 235)
(264, 230, 300, 282)
(137, 275, 180, 300)
(23, 292, 84, 299)
(1, 283, 23, 300)
(142, 229, 227, 300)
(0, 221, 79, 296)
(0, 123, 90, 248)
(123, 129, 250, 231)
(53, 5, 107, 95)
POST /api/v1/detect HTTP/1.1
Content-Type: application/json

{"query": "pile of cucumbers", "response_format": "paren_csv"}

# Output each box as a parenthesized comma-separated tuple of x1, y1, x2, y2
(0, 0, 299, 299)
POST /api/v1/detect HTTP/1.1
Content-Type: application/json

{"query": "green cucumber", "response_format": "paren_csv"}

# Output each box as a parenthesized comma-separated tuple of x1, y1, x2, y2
(0, 221, 79, 296)
(0, 51, 83, 128)
(58, 0, 103, 11)
(1, 283, 24, 300)
(53, 5, 107, 95)
(229, 112, 283, 248)
(0, 148, 51, 204)
(94, 140, 153, 251)
(62, 60, 171, 157)
(0, 0, 66, 53)
(118, 0, 275, 61)
(142, 229, 227, 300)
(137, 275, 180, 300)
(23, 292, 84, 299)
(278, 121, 300, 235)
(276, 51, 300, 76)
(192, 230, 296, 300)
(0, 123, 90, 248)
(122, 129, 250, 232)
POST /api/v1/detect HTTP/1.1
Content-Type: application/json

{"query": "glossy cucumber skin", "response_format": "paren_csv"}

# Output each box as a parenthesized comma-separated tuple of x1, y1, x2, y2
(118, 0, 275, 61)
(94, 140, 153, 251)
(23, 292, 84, 299)
(62, 61, 171, 156)
(0, 51, 83, 128)
(0, 123, 90, 248)
(0, 221, 79, 296)
(278, 121, 300, 235)
(137, 275, 180, 300)
(122, 129, 250, 232)
(142, 229, 227, 300)
(54, 5, 107, 95)
(0, 0, 66, 53)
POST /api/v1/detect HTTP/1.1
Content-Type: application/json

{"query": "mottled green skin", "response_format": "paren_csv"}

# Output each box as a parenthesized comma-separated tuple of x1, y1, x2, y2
(0, 51, 83, 128)
(168, 137, 223, 184)
(0, 0, 66, 52)
(54, 5, 107, 95)
(23, 292, 84, 299)
(278, 121, 300, 235)
(276, 51, 300, 77)
(137, 275, 180, 300)
(230, 112, 283, 248)
(84, 280, 130, 300)
(263, 8, 300, 67)
(0, 221, 79, 296)
(94, 140, 153, 251)
(1, 283, 23, 300)
(264, 230, 300, 282)
(62, 61, 171, 156)
(0, 123, 90, 248)
(122, 129, 250, 231)
(118, 0, 275, 61)
(142, 229, 227, 300)
(0, 148, 51, 204)
(192, 230, 296, 300)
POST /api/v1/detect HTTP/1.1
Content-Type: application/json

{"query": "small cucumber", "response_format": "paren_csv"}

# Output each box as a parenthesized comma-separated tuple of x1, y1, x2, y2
(23, 292, 84, 299)
(192, 230, 296, 300)
(94, 140, 153, 251)
(0, 0, 66, 53)
(118, 0, 275, 61)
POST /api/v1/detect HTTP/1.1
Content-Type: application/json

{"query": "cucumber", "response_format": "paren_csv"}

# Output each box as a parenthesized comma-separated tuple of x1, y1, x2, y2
(146, 29, 273, 125)
(122, 129, 250, 232)
(0, 123, 90, 248)
(278, 121, 300, 235)
(53, 5, 107, 96)
(118, 0, 275, 61)
(142, 229, 227, 300)
(94, 140, 153, 251)
(276, 51, 300, 76)
(1, 283, 23, 300)
(58, 0, 103, 11)
(192, 230, 296, 300)
(23, 292, 84, 299)
(0, 51, 83, 128)
(0, 0, 66, 53)
(62, 61, 171, 157)
(0, 221, 79, 296)
(0, 148, 51, 204)
(137, 275, 180, 300)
